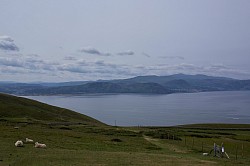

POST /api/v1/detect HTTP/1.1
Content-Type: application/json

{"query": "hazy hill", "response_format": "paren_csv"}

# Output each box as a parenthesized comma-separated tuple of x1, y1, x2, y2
(35, 81, 90, 87)
(112, 74, 234, 84)
(0, 83, 43, 94)
(24, 82, 171, 95)
(163, 79, 192, 89)
(0, 74, 250, 95)
(111, 74, 249, 92)
(0, 93, 104, 125)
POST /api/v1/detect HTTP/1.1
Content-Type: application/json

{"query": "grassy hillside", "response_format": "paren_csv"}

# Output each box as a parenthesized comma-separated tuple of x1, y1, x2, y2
(1, 94, 250, 165)
(0, 93, 104, 126)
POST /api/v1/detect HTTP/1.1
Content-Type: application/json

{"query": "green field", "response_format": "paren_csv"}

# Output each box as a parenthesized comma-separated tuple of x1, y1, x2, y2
(0, 93, 250, 165)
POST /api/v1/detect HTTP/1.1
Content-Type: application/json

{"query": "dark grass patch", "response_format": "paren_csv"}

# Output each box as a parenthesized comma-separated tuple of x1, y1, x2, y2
(146, 146, 162, 150)
(84, 127, 141, 137)
(187, 134, 214, 138)
(111, 138, 122, 142)
(144, 130, 182, 140)
(231, 137, 250, 142)
(59, 126, 72, 130)
(186, 130, 236, 136)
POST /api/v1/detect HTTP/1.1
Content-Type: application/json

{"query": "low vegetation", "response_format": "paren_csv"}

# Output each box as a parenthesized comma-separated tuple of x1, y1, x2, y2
(0, 93, 249, 165)
(0, 93, 104, 126)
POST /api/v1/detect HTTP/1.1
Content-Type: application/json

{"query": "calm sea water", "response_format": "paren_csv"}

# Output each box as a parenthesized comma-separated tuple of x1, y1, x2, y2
(25, 91, 250, 126)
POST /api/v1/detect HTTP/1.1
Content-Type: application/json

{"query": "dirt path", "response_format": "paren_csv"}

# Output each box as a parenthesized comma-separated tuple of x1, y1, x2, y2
(143, 135, 217, 166)
(143, 135, 188, 153)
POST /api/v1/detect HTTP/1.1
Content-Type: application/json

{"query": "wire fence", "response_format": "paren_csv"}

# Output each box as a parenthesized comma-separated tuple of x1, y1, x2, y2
(161, 133, 249, 161)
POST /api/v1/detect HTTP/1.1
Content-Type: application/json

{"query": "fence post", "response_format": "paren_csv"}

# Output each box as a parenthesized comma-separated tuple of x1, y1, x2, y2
(185, 136, 186, 146)
(173, 134, 175, 141)
(242, 144, 244, 158)
(201, 142, 203, 152)
(168, 133, 169, 140)
(214, 143, 216, 157)
(192, 138, 194, 149)
(236, 145, 238, 160)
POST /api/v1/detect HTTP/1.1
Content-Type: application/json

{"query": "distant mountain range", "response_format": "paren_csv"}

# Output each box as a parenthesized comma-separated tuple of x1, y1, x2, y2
(1, 74, 250, 95)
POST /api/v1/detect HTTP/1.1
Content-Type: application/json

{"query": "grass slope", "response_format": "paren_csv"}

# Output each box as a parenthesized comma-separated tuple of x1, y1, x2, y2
(1, 94, 250, 165)
(0, 93, 104, 126)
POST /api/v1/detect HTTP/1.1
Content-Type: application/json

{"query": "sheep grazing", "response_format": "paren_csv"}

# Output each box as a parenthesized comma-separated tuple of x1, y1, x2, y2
(15, 140, 24, 147)
(34, 142, 46, 148)
(25, 138, 34, 143)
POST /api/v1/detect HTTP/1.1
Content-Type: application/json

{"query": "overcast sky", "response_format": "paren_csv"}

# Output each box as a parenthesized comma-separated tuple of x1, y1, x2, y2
(0, 0, 250, 82)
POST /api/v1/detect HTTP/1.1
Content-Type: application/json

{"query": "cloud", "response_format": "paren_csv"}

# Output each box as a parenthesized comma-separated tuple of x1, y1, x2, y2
(0, 66, 45, 75)
(57, 59, 136, 78)
(79, 46, 111, 56)
(80, 47, 101, 55)
(139, 63, 204, 74)
(58, 64, 89, 74)
(142, 52, 151, 58)
(0, 57, 58, 71)
(64, 56, 77, 61)
(0, 36, 19, 51)
(135, 63, 250, 79)
(79, 46, 135, 57)
(159, 56, 184, 60)
(0, 58, 24, 68)
(208, 64, 228, 70)
(117, 50, 134, 56)
(26, 54, 39, 58)
(1, 52, 249, 81)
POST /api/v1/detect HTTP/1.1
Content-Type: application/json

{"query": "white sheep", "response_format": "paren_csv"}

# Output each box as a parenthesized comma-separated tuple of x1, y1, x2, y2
(202, 153, 209, 156)
(34, 142, 46, 148)
(15, 140, 24, 147)
(25, 138, 34, 143)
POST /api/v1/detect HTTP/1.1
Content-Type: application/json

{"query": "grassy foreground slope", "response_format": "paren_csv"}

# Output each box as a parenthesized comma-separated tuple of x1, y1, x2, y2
(0, 93, 250, 165)
(0, 93, 104, 125)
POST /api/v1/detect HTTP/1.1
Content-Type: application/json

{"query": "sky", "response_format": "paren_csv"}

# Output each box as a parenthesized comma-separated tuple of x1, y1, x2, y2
(0, 0, 250, 82)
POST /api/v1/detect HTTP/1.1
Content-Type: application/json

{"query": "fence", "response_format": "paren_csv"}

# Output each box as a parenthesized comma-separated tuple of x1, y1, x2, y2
(162, 133, 248, 161)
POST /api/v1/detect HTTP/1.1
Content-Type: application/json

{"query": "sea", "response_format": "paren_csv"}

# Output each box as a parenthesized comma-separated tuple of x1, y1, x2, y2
(24, 91, 250, 126)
